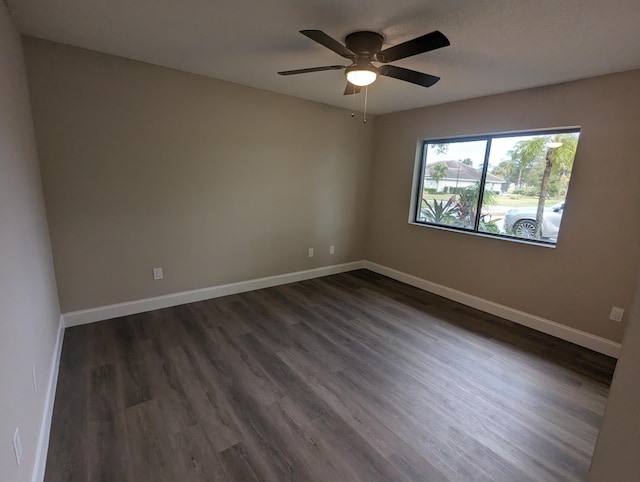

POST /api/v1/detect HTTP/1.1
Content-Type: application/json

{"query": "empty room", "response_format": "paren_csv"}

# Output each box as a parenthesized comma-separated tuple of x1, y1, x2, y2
(1, 0, 640, 481)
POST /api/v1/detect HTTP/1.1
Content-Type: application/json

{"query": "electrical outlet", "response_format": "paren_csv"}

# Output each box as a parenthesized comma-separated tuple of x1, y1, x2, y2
(609, 306, 624, 322)
(153, 267, 163, 280)
(32, 363, 37, 392)
(329, 245, 335, 255)
(13, 427, 22, 467)
(308, 248, 314, 258)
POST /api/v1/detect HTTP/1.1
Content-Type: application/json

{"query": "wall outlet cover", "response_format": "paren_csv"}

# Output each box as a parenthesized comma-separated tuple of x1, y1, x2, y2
(609, 306, 624, 322)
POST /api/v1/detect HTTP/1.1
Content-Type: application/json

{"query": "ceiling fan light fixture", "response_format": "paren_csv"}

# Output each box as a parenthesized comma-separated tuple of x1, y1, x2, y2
(346, 66, 377, 86)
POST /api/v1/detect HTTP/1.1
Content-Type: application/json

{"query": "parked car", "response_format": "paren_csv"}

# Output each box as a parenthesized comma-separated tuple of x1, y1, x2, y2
(504, 202, 564, 240)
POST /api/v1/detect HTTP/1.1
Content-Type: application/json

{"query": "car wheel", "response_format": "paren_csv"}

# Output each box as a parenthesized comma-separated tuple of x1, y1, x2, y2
(513, 219, 537, 238)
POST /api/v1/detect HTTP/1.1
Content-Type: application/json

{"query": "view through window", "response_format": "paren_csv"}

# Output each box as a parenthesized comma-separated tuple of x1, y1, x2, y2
(415, 129, 580, 245)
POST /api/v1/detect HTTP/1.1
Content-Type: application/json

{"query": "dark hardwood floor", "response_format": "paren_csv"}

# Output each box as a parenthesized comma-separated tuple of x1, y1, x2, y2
(45, 270, 616, 481)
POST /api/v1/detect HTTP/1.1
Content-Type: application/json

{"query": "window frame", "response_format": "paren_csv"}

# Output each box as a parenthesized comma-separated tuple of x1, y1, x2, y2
(409, 127, 581, 247)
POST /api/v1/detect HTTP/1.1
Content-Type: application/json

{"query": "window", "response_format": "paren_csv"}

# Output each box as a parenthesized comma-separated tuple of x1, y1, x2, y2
(413, 128, 580, 246)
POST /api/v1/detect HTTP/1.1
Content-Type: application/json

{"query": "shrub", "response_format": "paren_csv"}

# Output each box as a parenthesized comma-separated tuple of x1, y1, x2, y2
(421, 197, 459, 224)
(513, 187, 539, 197)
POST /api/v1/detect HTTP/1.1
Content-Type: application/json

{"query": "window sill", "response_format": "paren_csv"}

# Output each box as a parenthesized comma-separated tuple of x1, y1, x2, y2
(408, 221, 557, 248)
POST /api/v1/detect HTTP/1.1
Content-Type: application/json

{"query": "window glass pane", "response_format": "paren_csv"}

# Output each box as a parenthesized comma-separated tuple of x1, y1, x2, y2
(479, 132, 580, 242)
(417, 140, 488, 230)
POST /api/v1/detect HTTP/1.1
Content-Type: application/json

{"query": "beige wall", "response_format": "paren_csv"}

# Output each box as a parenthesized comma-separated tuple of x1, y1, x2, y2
(589, 273, 640, 480)
(368, 71, 640, 343)
(23, 38, 374, 313)
(0, 6, 61, 482)
(19, 37, 640, 344)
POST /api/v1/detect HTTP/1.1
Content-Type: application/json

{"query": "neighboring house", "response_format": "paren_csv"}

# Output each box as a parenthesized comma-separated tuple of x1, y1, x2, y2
(424, 160, 506, 193)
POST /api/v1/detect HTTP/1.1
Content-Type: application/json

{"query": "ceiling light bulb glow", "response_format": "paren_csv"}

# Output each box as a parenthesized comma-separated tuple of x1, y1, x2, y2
(346, 69, 377, 87)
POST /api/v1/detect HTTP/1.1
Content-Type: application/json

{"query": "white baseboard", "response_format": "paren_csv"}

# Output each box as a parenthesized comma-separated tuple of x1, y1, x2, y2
(31, 315, 65, 482)
(364, 261, 621, 358)
(61, 259, 621, 358)
(63, 261, 366, 327)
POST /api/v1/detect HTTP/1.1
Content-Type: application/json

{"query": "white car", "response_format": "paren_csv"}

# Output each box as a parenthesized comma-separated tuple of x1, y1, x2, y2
(504, 202, 564, 240)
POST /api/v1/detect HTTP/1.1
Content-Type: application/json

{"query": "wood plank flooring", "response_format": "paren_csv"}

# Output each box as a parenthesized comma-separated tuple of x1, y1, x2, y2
(44, 270, 616, 481)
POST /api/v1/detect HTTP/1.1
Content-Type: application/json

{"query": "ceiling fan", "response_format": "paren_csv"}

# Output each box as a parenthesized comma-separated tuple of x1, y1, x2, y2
(278, 29, 450, 95)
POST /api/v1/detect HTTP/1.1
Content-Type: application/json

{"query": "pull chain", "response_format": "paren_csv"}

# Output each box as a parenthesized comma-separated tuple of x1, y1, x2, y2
(350, 84, 357, 118)
(363, 86, 368, 123)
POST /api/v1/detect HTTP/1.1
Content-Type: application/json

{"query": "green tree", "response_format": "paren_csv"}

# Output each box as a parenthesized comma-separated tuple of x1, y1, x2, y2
(431, 163, 448, 192)
(508, 137, 547, 188)
(534, 134, 578, 237)
(461, 158, 473, 166)
(491, 160, 516, 187)
(508, 134, 578, 238)
(430, 143, 449, 155)
(552, 133, 578, 197)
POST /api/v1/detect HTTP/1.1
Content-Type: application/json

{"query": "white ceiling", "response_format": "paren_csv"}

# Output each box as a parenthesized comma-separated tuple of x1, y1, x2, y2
(7, 0, 640, 115)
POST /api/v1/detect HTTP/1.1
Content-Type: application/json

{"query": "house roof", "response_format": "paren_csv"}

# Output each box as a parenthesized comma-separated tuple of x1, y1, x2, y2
(425, 161, 505, 183)
(6, 0, 640, 115)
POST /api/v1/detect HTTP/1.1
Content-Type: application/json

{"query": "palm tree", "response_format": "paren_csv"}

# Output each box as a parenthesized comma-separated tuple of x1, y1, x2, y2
(553, 134, 578, 197)
(507, 137, 547, 188)
(509, 134, 578, 238)
(431, 163, 448, 192)
(534, 134, 578, 237)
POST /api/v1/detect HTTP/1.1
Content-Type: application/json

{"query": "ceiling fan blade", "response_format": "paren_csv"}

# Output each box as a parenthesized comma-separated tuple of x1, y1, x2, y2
(379, 65, 440, 88)
(377, 30, 450, 63)
(343, 83, 361, 95)
(300, 30, 356, 59)
(278, 65, 346, 76)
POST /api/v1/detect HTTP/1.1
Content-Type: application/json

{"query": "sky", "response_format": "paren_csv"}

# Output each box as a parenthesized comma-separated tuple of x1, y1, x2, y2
(426, 135, 546, 169)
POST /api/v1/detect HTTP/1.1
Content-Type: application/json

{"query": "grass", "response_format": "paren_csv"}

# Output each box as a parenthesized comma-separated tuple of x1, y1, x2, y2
(426, 193, 564, 208)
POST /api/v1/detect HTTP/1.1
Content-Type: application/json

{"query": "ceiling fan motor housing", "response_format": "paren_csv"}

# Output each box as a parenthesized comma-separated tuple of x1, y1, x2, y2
(344, 31, 384, 60)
